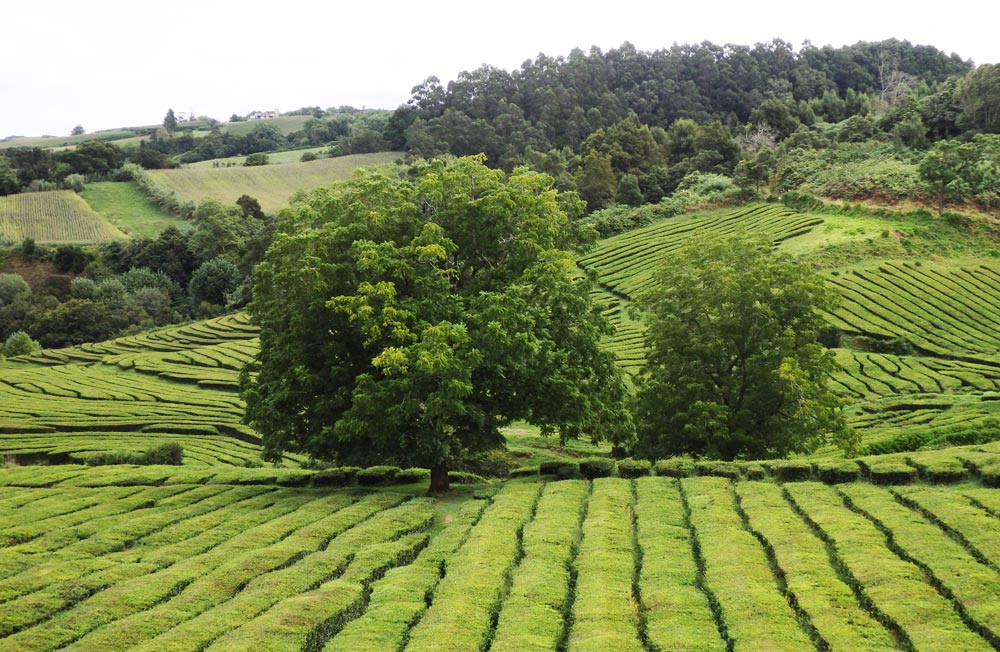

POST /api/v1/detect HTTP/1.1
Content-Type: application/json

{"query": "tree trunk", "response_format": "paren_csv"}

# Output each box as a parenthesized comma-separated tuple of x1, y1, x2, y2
(429, 463, 450, 493)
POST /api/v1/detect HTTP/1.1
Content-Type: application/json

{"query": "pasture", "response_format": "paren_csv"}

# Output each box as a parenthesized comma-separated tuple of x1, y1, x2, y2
(146, 152, 401, 214)
(80, 181, 186, 239)
(0, 191, 127, 244)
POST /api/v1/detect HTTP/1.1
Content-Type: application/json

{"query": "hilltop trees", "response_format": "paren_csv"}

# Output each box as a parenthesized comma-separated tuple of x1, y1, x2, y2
(241, 156, 634, 491)
(632, 233, 854, 461)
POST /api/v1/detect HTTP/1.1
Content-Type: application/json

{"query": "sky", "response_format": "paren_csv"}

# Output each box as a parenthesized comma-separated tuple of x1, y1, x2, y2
(2, 0, 997, 139)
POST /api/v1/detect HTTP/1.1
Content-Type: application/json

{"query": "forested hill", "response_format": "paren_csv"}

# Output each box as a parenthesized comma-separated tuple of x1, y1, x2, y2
(391, 39, 976, 167)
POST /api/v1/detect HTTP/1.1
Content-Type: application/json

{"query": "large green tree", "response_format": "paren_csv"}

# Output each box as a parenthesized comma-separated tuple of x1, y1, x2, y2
(632, 233, 854, 461)
(241, 156, 633, 490)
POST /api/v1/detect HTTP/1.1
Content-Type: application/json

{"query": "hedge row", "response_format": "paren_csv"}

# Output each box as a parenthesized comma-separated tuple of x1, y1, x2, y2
(404, 483, 542, 652)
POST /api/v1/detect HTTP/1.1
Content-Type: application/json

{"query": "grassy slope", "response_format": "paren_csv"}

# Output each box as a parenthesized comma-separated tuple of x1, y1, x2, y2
(148, 152, 401, 213)
(81, 181, 187, 238)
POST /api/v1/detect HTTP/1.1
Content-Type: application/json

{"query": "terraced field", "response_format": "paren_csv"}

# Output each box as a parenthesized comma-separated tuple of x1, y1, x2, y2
(0, 314, 291, 467)
(1, 476, 999, 652)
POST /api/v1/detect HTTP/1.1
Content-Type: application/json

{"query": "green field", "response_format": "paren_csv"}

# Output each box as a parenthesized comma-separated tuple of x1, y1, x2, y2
(0, 473, 998, 651)
(0, 129, 140, 150)
(147, 152, 401, 213)
(0, 190, 128, 244)
(4, 197, 1000, 650)
(183, 147, 329, 169)
(80, 181, 187, 238)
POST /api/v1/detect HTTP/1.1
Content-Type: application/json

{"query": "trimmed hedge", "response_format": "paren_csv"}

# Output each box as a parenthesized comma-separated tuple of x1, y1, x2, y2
(815, 460, 861, 484)
(653, 457, 695, 477)
(770, 460, 813, 482)
(356, 466, 401, 486)
(865, 462, 918, 485)
(616, 458, 651, 478)
(539, 461, 579, 479)
(579, 457, 615, 479)
(694, 460, 740, 479)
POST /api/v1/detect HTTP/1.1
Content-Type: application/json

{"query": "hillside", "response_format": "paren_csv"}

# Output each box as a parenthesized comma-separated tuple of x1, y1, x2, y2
(4, 196, 1000, 649)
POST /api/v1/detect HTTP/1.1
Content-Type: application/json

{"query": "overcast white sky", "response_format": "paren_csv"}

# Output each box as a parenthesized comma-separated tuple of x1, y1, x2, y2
(2, 0, 997, 139)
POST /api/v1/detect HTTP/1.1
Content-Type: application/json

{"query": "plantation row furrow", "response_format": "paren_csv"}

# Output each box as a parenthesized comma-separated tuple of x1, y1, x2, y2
(0, 486, 267, 603)
(635, 478, 726, 652)
(324, 498, 490, 652)
(892, 487, 1000, 570)
(402, 482, 542, 652)
(1, 491, 397, 652)
(566, 478, 644, 652)
(79, 498, 432, 652)
(785, 482, 993, 652)
(682, 477, 816, 651)
(490, 479, 589, 652)
(840, 484, 1000, 647)
(735, 482, 903, 651)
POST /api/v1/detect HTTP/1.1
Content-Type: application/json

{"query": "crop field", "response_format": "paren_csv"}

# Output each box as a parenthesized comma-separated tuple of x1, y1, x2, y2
(0, 314, 294, 467)
(80, 181, 186, 238)
(146, 152, 401, 214)
(184, 147, 329, 169)
(0, 476, 998, 651)
(0, 191, 128, 244)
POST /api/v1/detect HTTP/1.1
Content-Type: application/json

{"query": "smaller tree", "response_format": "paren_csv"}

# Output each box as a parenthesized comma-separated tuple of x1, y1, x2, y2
(3, 331, 39, 358)
(189, 257, 242, 308)
(164, 109, 178, 134)
(71, 125, 85, 136)
(918, 140, 974, 215)
(633, 233, 854, 460)
(244, 152, 269, 167)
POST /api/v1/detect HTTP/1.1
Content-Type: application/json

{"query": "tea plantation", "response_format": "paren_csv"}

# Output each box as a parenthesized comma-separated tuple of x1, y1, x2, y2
(3, 202, 1000, 650)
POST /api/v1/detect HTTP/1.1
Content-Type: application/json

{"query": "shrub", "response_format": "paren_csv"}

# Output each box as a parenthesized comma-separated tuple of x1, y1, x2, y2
(244, 152, 269, 166)
(579, 457, 615, 479)
(396, 467, 431, 484)
(509, 466, 538, 478)
(3, 331, 40, 357)
(653, 457, 695, 477)
(981, 463, 1000, 488)
(300, 151, 318, 162)
(617, 458, 651, 478)
(815, 460, 861, 484)
(357, 465, 401, 486)
(770, 460, 813, 482)
(141, 442, 184, 465)
(742, 463, 768, 480)
(312, 466, 360, 487)
(448, 471, 487, 484)
(538, 461, 578, 479)
(908, 457, 967, 483)
(694, 460, 741, 479)
(865, 461, 918, 485)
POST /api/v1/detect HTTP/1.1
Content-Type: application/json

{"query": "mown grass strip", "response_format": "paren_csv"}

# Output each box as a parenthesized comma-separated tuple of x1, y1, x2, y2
(635, 477, 726, 652)
(785, 482, 991, 652)
(489, 480, 589, 652)
(735, 481, 901, 652)
(681, 477, 814, 652)
(841, 484, 1000, 648)
(566, 478, 644, 652)
(402, 482, 542, 652)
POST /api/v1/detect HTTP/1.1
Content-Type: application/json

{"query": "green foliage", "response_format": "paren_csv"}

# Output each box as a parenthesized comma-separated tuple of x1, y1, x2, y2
(241, 156, 633, 490)
(616, 457, 651, 478)
(87, 442, 184, 466)
(633, 233, 854, 461)
(188, 257, 242, 308)
(3, 330, 40, 357)
(243, 152, 269, 167)
(578, 456, 615, 478)
(0, 273, 31, 306)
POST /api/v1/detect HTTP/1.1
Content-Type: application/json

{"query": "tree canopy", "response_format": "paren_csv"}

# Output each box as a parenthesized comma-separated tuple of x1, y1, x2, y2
(240, 156, 634, 490)
(632, 233, 854, 461)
